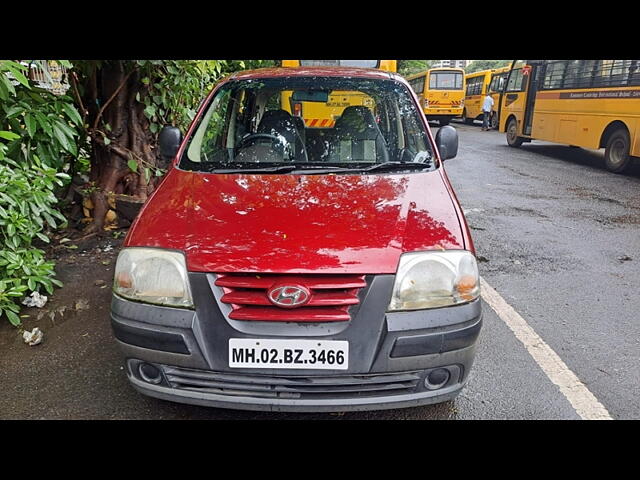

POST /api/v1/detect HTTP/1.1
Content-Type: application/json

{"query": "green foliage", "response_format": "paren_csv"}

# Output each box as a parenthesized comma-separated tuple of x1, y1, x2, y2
(0, 155, 67, 325)
(399, 60, 434, 77)
(0, 60, 76, 326)
(0, 61, 82, 170)
(136, 60, 227, 134)
(465, 60, 511, 74)
(134, 60, 276, 136)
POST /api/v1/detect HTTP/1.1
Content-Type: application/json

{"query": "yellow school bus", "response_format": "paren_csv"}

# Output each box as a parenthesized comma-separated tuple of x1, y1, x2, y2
(462, 69, 494, 125)
(281, 60, 397, 72)
(280, 60, 397, 128)
(486, 66, 510, 129)
(407, 67, 465, 126)
(499, 60, 640, 172)
(462, 67, 510, 128)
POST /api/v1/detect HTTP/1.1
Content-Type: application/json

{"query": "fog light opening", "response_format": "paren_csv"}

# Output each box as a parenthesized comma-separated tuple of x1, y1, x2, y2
(425, 368, 450, 390)
(139, 363, 163, 385)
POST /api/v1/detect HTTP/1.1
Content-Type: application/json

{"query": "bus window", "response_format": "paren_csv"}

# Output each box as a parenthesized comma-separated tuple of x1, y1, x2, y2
(505, 69, 525, 92)
(410, 76, 425, 95)
(542, 61, 568, 89)
(430, 70, 463, 90)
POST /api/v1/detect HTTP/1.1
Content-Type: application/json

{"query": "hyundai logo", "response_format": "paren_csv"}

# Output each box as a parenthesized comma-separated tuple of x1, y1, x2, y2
(267, 285, 311, 308)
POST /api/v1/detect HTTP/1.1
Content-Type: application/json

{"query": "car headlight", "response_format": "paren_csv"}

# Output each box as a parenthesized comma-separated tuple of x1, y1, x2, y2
(113, 248, 194, 308)
(388, 250, 479, 311)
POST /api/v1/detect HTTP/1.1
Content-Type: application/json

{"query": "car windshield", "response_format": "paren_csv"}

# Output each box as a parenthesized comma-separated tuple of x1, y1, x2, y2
(180, 75, 434, 172)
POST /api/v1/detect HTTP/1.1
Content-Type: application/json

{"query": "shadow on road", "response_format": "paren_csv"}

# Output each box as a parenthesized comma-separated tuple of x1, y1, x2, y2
(511, 144, 640, 179)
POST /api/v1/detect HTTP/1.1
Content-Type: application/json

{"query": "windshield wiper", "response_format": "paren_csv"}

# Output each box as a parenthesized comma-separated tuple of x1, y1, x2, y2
(303, 161, 432, 175)
(210, 165, 300, 174)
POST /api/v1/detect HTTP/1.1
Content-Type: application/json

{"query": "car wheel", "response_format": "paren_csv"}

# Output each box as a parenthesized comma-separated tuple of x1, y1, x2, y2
(462, 110, 473, 125)
(439, 118, 451, 127)
(604, 128, 631, 173)
(506, 117, 524, 147)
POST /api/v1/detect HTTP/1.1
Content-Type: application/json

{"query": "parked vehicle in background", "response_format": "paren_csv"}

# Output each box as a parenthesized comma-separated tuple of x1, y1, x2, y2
(407, 68, 465, 126)
(280, 60, 397, 128)
(110, 66, 482, 412)
(499, 60, 640, 172)
(463, 67, 510, 129)
(486, 66, 510, 129)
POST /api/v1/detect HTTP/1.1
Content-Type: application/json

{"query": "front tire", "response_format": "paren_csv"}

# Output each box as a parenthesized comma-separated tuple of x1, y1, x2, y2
(604, 128, 631, 173)
(506, 117, 524, 147)
(462, 109, 474, 125)
(439, 118, 451, 127)
(490, 112, 499, 130)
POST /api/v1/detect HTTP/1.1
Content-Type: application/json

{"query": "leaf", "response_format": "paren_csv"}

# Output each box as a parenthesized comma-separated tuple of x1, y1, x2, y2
(127, 159, 138, 172)
(3, 62, 30, 88)
(0, 130, 20, 141)
(6, 311, 21, 327)
(143, 105, 156, 119)
(36, 232, 50, 243)
(34, 112, 52, 136)
(24, 114, 37, 138)
(0, 74, 16, 97)
(42, 211, 57, 229)
(62, 103, 82, 127)
(0, 77, 9, 100)
(52, 124, 71, 153)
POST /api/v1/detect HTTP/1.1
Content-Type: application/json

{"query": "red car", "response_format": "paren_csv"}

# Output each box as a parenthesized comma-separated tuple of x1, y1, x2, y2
(110, 66, 481, 412)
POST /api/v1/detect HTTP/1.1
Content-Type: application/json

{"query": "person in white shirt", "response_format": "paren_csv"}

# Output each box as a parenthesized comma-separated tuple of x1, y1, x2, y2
(482, 91, 494, 131)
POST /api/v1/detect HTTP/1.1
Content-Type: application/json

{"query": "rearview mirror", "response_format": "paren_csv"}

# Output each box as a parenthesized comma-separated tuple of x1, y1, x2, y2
(435, 125, 458, 160)
(158, 125, 182, 162)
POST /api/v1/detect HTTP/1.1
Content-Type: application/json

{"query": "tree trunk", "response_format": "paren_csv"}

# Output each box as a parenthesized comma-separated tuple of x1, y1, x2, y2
(80, 61, 162, 232)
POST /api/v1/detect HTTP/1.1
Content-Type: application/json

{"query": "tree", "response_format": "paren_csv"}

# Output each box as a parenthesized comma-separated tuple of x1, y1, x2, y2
(398, 60, 433, 76)
(67, 61, 224, 231)
(68, 60, 280, 232)
(465, 60, 510, 74)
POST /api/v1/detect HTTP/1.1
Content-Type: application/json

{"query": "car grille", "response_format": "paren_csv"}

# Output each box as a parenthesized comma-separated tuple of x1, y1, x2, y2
(214, 273, 366, 322)
(163, 366, 422, 399)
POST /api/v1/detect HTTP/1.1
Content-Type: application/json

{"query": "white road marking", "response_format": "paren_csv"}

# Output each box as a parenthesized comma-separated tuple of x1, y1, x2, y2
(479, 277, 613, 420)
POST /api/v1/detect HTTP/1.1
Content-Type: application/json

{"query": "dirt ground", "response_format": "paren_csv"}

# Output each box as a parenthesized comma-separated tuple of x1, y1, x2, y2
(0, 232, 125, 419)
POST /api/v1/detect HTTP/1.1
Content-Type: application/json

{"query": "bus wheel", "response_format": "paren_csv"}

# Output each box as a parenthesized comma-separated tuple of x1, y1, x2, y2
(439, 118, 451, 127)
(490, 113, 499, 130)
(604, 128, 631, 173)
(462, 110, 473, 125)
(506, 118, 524, 147)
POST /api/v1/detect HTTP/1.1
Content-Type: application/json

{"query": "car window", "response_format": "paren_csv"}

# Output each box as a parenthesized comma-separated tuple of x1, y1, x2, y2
(181, 76, 434, 171)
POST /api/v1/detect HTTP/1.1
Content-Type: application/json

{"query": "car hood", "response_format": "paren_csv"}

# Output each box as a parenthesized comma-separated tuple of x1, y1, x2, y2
(126, 168, 465, 274)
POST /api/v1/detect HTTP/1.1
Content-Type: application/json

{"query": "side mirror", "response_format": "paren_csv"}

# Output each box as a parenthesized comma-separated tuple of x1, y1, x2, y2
(158, 126, 182, 161)
(435, 125, 458, 160)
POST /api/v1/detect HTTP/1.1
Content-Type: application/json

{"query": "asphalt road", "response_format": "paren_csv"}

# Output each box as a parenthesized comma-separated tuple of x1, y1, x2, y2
(1, 120, 638, 419)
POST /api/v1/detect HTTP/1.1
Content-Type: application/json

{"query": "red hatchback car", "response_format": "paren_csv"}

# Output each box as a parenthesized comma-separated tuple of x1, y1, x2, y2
(110, 67, 482, 412)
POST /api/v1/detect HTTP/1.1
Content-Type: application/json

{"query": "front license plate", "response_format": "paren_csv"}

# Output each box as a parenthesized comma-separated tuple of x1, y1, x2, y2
(229, 339, 349, 370)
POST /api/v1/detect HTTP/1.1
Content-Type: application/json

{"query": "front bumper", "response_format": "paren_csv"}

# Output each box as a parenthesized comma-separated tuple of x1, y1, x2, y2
(111, 273, 482, 412)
